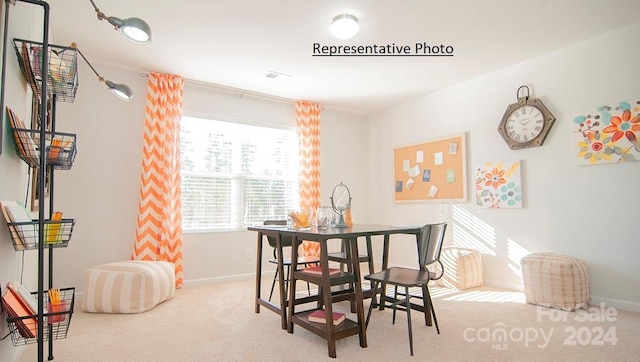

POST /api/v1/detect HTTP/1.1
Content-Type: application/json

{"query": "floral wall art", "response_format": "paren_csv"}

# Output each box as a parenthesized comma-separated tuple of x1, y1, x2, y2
(573, 99, 640, 166)
(475, 160, 522, 209)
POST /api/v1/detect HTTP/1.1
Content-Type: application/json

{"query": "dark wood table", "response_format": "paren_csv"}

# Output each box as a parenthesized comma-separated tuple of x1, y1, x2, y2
(249, 224, 422, 358)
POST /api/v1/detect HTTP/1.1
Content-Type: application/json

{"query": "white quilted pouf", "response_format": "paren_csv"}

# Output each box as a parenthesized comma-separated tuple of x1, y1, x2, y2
(82, 260, 175, 314)
(436, 247, 483, 290)
(520, 252, 589, 311)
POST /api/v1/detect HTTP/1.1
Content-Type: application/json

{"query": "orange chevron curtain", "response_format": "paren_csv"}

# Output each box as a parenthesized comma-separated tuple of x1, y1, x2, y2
(132, 73, 185, 288)
(295, 101, 321, 257)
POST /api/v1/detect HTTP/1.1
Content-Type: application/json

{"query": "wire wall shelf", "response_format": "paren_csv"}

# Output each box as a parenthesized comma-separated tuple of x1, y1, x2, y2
(4, 287, 75, 346)
(13, 38, 79, 103)
(6, 218, 75, 251)
(9, 127, 77, 170)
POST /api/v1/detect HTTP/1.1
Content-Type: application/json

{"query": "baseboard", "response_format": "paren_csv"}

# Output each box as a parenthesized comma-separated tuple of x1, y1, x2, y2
(590, 295, 640, 313)
(482, 277, 523, 292)
(182, 273, 255, 287)
(483, 278, 640, 313)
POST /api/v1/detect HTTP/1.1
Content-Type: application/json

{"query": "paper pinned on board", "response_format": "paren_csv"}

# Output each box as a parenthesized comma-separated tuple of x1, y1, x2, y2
(434, 152, 443, 165)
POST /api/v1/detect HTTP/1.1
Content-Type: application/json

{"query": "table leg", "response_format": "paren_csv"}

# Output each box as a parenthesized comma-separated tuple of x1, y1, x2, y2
(254, 232, 263, 314)
(348, 237, 367, 348)
(287, 236, 300, 334)
(275, 233, 287, 330)
(379, 234, 390, 310)
(319, 239, 337, 358)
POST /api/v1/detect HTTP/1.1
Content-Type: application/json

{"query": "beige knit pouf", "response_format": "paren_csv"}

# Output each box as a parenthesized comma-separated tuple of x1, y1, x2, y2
(436, 247, 483, 289)
(82, 260, 175, 314)
(520, 252, 589, 311)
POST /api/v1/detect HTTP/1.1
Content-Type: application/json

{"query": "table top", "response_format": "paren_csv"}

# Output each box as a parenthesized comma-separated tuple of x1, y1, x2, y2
(248, 223, 423, 241)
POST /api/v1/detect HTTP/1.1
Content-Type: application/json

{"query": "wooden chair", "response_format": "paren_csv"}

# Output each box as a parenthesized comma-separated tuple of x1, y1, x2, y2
(263, 220, 320, 302)
(364, 222, 447, 356)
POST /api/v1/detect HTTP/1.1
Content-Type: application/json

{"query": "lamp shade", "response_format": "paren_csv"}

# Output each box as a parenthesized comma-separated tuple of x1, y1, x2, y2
(120, 17, 152, 44)
(105, 80, 133, 101)
(330, 14, 359, 40)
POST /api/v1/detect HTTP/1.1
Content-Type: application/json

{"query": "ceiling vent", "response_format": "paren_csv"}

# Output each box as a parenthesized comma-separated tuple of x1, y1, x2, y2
(266, 71, 292, 79)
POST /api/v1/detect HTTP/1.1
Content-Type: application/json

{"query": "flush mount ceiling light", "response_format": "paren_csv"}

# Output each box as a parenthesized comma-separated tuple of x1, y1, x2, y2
(74, 44, 133, 100)
(330, 14, 359, 40)
(89, 0, 152, 44)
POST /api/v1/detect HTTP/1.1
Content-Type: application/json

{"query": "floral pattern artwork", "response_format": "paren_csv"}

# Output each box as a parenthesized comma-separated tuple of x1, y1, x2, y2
(573, 99, 640, 166)
(475, 160, 522, 209)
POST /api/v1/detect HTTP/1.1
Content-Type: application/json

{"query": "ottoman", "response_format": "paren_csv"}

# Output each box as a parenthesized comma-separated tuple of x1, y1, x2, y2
(436, 247, 483, 290)
(82, 260, 175, 313)
(520, 252, 589, 311)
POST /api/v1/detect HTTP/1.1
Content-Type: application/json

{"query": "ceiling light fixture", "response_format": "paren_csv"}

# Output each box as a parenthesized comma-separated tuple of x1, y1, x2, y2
(330, 14, 359, 40)
(74, 44, 133, 100)
(89, 0, 152, 44)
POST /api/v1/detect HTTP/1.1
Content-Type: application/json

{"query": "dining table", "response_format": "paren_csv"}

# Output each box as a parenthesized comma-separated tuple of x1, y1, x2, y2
(249, 223, 423, 358)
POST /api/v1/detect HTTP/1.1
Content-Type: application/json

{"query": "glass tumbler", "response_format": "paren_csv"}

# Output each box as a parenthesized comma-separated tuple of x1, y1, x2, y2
(315, 206, 335, 229)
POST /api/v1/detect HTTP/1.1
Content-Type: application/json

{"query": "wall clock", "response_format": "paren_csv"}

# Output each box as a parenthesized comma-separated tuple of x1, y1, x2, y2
(497, 85, 556, 150)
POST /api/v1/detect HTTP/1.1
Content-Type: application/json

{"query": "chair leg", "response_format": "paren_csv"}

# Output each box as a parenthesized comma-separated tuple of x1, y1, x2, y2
(365, 281, 379, 328)
(268, 266, 278, 302)
(421, 284, 432, 326)
(283, 265, 290, 301)
(424, 283, 440, 334)
(405, 286, 414, 356)
(392, 285, 399, 324)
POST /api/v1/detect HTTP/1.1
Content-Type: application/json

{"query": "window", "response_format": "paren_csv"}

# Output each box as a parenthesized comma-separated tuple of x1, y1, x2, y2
(180, 116, 299, 231)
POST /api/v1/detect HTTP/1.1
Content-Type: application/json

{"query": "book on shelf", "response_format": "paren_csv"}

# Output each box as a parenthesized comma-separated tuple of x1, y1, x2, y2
(301, 266, 341, 276)
(1, 285, 37, 338)
(7, 281, 45, 316)
(308, 309, 346, 325)
(1, 200, 35, 250)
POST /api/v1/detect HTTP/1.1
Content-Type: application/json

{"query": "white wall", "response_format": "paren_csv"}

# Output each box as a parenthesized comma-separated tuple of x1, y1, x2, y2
(50, 77, 369, 288)
(367, 22, 640, 312)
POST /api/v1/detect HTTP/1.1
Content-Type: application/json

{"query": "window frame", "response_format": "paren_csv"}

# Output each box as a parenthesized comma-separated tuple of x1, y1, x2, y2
(179, 115, 299, 233)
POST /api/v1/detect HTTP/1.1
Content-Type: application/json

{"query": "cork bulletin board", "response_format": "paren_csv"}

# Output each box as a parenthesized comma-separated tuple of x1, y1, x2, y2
(394, 132, 467, 202)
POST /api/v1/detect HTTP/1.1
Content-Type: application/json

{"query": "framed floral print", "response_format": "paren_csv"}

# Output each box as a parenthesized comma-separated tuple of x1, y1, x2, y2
(573, 99, 640, 166)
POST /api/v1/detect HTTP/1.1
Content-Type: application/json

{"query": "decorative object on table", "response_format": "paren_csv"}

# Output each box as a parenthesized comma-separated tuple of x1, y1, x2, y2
(497, 85, 556, 150)
(287, 209, 311, 229)
(308, 309, 346, 325)
(330, 182, 351, 227)
(572, 98, 640, 166)
(474, 160, 523, 208)
(315, 206, 335, 229)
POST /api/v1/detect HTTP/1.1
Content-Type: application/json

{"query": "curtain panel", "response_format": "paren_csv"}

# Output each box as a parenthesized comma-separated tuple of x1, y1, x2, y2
(295, 101, 321, 257)
(132, 73, 185, 288)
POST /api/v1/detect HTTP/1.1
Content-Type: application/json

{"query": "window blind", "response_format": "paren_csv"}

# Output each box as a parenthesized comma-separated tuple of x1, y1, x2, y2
(180, 116, 298, 231)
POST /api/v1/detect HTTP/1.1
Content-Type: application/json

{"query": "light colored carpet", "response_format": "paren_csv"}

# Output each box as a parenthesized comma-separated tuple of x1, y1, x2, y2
(20, 279, 640, 361)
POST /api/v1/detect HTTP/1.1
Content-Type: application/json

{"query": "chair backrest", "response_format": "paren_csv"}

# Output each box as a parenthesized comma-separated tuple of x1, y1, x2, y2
(417, 222, 447, 274)
(263, 220, 293, 249)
